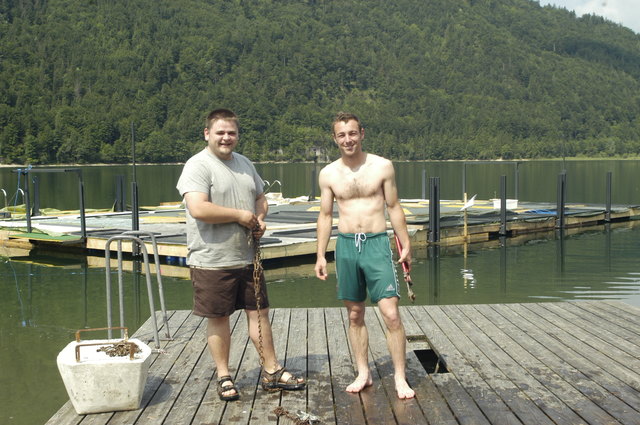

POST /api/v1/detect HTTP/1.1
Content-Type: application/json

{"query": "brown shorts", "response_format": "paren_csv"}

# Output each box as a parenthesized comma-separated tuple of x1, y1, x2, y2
(190, 265, 269, 318)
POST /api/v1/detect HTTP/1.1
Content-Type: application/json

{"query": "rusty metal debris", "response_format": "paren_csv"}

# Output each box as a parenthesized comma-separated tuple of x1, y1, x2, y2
(97, 341, 142, 358)
(273, 406, 320, 424)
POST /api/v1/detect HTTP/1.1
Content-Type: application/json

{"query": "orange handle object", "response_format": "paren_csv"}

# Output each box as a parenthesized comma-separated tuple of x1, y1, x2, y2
(394, 234, 416, 302)
(394, 234, 410, 275)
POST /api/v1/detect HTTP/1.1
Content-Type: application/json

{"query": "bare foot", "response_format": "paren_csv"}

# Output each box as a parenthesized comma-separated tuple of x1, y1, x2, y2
(395, 378, 415, 399)
(345, 373, 373, 393)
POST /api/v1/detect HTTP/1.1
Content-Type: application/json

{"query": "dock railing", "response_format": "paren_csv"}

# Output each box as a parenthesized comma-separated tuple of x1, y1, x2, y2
(104, 231, 172, 349)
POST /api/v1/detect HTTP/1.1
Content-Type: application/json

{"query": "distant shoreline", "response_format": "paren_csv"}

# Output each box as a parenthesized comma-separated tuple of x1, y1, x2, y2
(2, 156, 640, 168)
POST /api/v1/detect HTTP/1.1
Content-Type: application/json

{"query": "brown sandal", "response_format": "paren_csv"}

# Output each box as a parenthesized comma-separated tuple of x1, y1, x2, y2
(217, 375, 240, 401)
(261, 367, 306, 392)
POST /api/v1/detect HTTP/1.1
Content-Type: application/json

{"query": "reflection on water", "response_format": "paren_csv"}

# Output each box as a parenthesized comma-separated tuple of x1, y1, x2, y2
(2, 221, 640, 424)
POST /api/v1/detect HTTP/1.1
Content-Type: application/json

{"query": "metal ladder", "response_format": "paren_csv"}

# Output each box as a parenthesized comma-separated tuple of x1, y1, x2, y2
(104, 231, 172, 349)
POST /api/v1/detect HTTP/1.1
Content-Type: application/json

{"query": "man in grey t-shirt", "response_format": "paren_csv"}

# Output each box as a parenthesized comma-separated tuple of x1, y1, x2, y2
(177, 109, 304, 401)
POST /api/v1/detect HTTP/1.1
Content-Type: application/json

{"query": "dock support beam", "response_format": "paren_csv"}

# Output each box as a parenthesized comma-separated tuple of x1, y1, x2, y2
(115, 175, 126, 212)
(32, 176, 40, 216)
(499, 175, 507, 236)
(556, 171, 567, 229)
(605, 171, 612, 222)
(428, 177, 440, 243)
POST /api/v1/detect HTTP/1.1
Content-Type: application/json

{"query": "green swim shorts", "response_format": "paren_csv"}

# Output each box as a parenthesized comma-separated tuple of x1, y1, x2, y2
(335, 232, 401, 303)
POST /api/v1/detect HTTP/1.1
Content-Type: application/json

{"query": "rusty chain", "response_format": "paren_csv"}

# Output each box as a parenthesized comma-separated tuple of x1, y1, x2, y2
(252, 225, 266, 367)
(253, 227, 319, 424)
(273, 406, 320, 424)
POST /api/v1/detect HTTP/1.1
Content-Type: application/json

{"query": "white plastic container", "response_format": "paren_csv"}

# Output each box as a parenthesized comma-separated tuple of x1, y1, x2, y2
(491, 198, 518, 210)
(56, 328, 152, 415)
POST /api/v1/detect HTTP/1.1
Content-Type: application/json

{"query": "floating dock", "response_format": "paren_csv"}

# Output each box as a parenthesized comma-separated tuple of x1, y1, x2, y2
(2, 198, 639, 261)
(46, 301, 640, 425)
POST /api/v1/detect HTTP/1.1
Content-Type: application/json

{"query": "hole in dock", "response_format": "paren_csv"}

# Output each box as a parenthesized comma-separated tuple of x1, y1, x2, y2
(413, 349, 449, 374)
(407, 335, 449, 373)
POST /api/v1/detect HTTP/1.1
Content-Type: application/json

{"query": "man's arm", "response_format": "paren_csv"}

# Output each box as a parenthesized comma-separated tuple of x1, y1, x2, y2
(184, 191, 258, 230)
(315, 169, 334, 280)
(382, 161, 412, 269)
(253, 192, 268, 239)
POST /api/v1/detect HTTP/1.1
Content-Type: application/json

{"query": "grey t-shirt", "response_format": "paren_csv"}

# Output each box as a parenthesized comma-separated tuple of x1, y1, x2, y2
(176, 148, 265, 268)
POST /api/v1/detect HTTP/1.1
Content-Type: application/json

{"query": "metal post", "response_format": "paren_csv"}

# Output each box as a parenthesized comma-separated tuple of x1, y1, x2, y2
(428, 244, 440, 305)
(23, 170, 32, 233)
(435, 177, 440, 241)
(462, 162, 467, 198)
(32, 175, 40, 216)
(421, 167, 426, 199)
(500, 236, 507, 295)
(78, 175, 87, 239)
(514, 162, 520, 200)
(131, 121, 139, 240)
(429, 177, 440, 243)
(605, 171, 612, 222)
(115, 175, 125, 212)
(309, 166, 316, 201)
(499, 175, 507, 236)
(556, 171, 566, 229)
(131, 182, 140, 256)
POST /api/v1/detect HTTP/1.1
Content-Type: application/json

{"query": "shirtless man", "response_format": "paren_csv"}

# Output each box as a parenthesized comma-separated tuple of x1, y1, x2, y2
(314, 112, 415, 399)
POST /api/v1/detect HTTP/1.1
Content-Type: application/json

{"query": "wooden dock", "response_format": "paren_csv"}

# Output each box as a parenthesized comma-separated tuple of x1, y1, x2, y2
(46, 301, 640, 425)
(3, 201, 640, 263)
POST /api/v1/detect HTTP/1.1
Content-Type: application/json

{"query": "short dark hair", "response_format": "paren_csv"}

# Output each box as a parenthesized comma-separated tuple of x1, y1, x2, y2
(205, 108, 238, 129)
(332, 112, 362, 134)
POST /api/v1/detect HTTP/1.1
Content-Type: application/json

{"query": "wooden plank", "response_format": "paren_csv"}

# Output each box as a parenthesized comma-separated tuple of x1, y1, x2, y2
(523, 303, 640, 388)
(325, 307, 367, 425)
(582, 301, 640, 334)
(410, 305, 522, 425)
(504, 305, 638, 405)
(545, 302, 640, 359)
(248, 308, 292, 424)
(336, 306, 401, 425)
(401, 307, 461, 425)
(599, 301, 640, 323)
(278, 307, 310, 420)
(573, 301, 640, 338)
(491, 304, 640, 416)
(162, 311, 242, 425)
(100, 311, 202, 425)
(399, 305, 424, 337)
(471, 304, 639, 425)
(440, 304, 560, 425)
(134, 314, 208, 424)
(190, 311, 254, 425)
(441, 304, 560, 425)
(219, 309, 275, 424)
(340, 307, 398, 424)
(306, 308, 337, 424)
(46, 303, 640, 425)
(429, 372, 492, 425)
(362, 307, 426, 425)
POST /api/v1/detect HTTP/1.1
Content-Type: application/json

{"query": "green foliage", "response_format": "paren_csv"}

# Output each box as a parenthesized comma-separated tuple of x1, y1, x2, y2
(1, 0, 639, 164)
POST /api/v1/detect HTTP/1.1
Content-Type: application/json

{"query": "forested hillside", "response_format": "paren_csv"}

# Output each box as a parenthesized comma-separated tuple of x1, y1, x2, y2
(1, 0, 639, 164)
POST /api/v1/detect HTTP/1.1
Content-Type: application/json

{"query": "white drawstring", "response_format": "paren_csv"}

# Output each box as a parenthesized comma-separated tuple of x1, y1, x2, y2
(354, 233, 367, 252)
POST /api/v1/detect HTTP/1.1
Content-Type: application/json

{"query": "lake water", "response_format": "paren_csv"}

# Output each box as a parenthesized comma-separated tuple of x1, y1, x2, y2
(1, 160, 640, 424)
(2, 159, 640, 209)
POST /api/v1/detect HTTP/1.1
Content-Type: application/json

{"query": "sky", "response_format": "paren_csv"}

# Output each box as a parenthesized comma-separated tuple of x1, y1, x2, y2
(537, 0, 640, 34)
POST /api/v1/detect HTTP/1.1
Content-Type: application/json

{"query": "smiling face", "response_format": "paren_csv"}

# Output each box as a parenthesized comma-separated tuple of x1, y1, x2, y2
(204, 118, 238, 160)
(333, 119, 365, 158)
